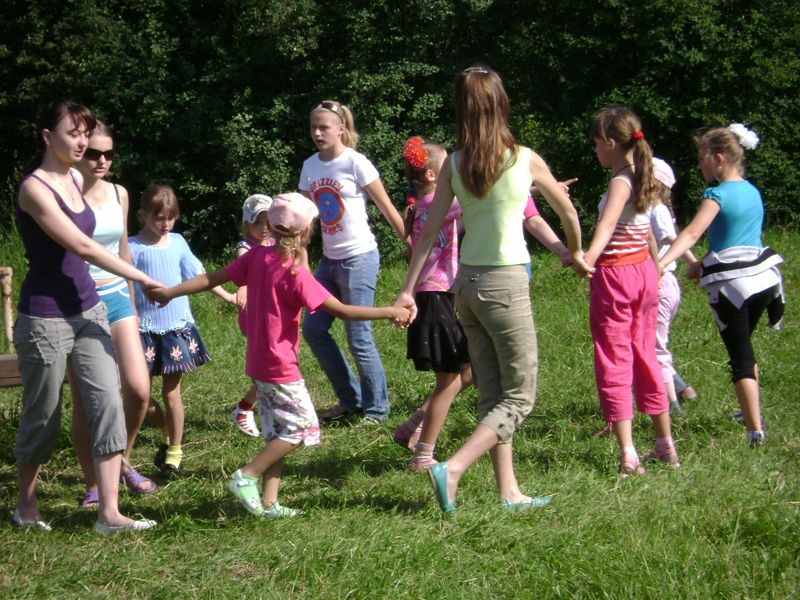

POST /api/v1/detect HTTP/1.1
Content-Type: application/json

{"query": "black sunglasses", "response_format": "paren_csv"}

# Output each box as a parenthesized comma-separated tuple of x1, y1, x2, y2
(83, 148, 116, 161)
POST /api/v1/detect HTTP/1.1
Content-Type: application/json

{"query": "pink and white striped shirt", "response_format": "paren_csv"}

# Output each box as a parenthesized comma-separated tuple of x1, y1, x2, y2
(597, 176, 651, 266)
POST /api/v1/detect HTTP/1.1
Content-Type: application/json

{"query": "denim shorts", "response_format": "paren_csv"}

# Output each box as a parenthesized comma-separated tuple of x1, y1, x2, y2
(96, 278, 135, 325)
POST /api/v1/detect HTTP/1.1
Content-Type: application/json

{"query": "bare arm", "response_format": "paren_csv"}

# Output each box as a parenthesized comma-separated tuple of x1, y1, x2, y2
(658, 199, 719, 273)
(363, 178, 406, 240)
(583, 178, 631, 268)
(322, 296, 410, 323)
(531, 177, 578, 199)
(149, 268, 231, 306)
(19, 178, 159, 289)
(211, 284, 236, 304)
(529, 153, 592, 276)
(115, 184, 141, 316)
(234, 246, 249, 309)
(523, 215, 571, 265)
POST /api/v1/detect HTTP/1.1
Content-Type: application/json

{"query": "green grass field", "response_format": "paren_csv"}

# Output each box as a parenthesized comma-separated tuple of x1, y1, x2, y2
(1, 230, 798, 599)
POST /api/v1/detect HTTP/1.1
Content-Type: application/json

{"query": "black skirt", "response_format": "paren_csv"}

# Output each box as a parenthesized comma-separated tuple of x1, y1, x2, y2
(407, 291, 470, 373)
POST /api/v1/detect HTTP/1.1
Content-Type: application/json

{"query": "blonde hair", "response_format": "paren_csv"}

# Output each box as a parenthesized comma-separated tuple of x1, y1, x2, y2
(654, 180, 675, 218)
(696, 127, 747, 175)
(271, 221, 315, 270)
(311, 100, 359, 149)
(590, 106, 656, 213)
(453, 65, 517, 198)
(139, 184, 179, 221)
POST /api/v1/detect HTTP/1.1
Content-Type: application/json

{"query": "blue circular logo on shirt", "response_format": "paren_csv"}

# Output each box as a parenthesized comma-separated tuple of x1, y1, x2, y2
(315, 188, 344, 225)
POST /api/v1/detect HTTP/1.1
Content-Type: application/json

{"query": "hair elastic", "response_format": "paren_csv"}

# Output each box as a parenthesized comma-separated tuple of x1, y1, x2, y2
(630, 130, 645, 142)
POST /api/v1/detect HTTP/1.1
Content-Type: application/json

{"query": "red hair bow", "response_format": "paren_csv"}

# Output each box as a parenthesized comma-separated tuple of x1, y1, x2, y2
(403, 136, 427, 169)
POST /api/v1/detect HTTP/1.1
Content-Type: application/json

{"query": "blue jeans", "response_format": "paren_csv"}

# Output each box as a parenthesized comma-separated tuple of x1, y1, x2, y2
(302, 249, 389, 420)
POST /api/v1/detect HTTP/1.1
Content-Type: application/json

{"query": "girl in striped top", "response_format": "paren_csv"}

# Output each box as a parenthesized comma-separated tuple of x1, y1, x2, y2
(582, 106, 680, 478)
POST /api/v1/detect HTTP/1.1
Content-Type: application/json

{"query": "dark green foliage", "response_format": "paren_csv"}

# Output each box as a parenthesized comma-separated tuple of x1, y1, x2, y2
(1, 0, 798, 256)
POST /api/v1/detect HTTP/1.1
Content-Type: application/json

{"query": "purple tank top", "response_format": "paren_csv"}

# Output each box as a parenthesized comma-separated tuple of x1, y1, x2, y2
(16, 172, 100, 317)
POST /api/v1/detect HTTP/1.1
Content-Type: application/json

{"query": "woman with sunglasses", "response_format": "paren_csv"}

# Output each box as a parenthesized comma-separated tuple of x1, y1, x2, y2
(299, 100, 406, 424)
(70, 120, 158, 506)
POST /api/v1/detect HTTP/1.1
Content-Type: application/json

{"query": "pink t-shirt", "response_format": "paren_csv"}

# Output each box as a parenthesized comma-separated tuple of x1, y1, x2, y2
(411, 192, 462, 292)
(225, 246, 331, 383)
(523, 195, 540, 220)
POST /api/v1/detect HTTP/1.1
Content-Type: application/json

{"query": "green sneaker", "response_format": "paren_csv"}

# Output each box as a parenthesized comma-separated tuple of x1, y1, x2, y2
(226, 469, 264, 516)
(262, 501, 302, 519)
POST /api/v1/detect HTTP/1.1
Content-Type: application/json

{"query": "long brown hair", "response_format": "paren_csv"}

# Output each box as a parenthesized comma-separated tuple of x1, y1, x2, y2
(453, 65, 517, 197)
(590, 106, 656, 213)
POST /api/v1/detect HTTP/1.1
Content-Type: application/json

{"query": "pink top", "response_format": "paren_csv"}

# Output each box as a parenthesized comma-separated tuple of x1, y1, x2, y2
(411, 192, 462, 292)
(523, 195, 540, 220)
(225, 246, 331, 383)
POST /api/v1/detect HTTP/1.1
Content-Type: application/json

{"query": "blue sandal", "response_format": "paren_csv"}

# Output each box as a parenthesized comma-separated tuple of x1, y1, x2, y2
(501, 496, 552, 511)
(428, 462, 455, 513)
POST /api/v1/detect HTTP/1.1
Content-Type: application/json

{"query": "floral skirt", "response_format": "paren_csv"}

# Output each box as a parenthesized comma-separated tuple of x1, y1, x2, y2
(140, 324, 210, 376)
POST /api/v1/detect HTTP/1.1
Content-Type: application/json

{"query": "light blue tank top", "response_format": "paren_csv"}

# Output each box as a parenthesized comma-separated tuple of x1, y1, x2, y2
(88, 184, 124, 280)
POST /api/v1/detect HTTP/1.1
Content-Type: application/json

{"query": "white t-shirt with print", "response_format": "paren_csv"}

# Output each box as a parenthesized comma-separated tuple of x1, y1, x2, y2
(298, 147, 380, 260)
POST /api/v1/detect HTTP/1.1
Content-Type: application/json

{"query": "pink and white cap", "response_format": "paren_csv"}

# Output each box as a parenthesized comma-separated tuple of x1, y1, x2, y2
(652, 157, 676, 189)
(268, 192, 319, 234)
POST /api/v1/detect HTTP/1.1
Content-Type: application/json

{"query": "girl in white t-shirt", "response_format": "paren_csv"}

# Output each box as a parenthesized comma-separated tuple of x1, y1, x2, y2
(298, 100, 406, 424)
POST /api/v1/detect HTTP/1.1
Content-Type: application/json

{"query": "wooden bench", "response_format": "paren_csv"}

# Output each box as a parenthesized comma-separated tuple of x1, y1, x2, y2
(0, 267, 67, 390)
(1, 267, 22, 388)
(0, 353, 22, 388)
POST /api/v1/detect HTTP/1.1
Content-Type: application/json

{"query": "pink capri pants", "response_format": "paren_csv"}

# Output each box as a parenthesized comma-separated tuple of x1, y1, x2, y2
(589, 259, 668, 422)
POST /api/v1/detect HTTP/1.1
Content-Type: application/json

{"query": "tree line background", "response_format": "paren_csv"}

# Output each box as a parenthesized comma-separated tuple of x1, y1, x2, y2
(1, 0, 798, 262)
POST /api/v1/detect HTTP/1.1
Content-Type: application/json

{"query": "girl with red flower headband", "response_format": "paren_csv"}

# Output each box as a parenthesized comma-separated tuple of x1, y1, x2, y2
(583, 105, 680, 477)
(392, 137, 473, 472)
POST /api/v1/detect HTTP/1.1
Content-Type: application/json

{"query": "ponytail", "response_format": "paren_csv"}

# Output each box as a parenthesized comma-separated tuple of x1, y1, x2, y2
(591, 106, 655, 213)
(630, 136, 657, 213)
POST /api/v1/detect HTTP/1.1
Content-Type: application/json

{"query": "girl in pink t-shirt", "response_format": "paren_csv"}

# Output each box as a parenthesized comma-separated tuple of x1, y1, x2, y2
(149, 193, 409, 519)
(392, 137, 473, 472)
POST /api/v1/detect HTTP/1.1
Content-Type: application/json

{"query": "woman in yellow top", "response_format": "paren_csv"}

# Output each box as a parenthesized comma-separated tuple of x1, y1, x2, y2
(395, 65, 591, 512)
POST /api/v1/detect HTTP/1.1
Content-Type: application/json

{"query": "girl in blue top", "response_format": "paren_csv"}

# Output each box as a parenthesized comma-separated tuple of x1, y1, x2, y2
(130, 185, 235, 477)
(659, 124, 784, 447)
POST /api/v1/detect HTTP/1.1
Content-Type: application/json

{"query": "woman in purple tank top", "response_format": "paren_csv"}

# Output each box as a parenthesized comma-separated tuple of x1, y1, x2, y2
(13, 100, 162, 535)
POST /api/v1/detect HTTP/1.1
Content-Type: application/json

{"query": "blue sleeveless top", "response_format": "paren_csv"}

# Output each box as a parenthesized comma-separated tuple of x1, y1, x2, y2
(16, 172, 100, 317)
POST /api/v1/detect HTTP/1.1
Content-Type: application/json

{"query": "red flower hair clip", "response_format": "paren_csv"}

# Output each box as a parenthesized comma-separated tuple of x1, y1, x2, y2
(403, 136, 428, 169)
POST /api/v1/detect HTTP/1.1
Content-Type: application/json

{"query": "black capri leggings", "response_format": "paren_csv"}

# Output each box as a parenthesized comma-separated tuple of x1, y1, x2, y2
(710, 285, 779, 382)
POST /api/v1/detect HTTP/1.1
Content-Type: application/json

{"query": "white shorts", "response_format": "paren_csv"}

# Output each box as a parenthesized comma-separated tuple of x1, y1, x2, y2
(255, 379, 321, 446)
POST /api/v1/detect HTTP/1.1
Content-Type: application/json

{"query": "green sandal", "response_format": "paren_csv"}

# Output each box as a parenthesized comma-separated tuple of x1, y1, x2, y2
(263, 501, 302, 519)
(226, 469, 264, 516)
